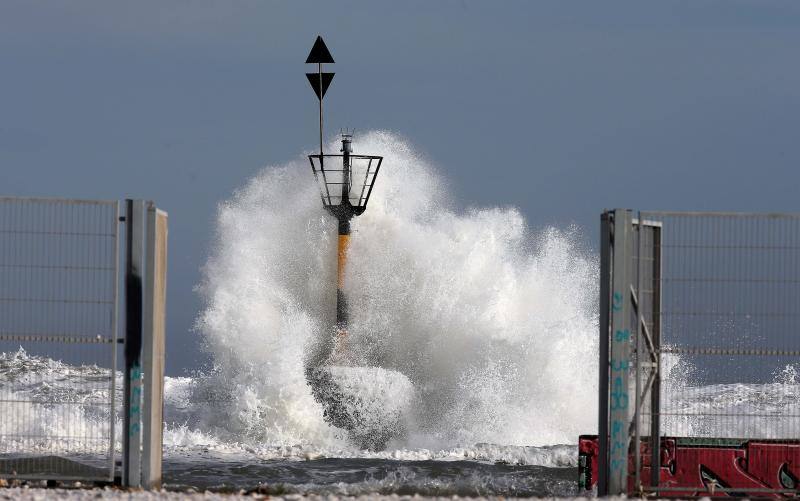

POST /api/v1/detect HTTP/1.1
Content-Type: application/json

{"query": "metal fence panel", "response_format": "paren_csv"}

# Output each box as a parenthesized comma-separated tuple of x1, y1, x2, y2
(599, 211, 800, 496)
(0, 197, 119, 482)
(642, 212, 800, 442)
(623, 211, 800, 496)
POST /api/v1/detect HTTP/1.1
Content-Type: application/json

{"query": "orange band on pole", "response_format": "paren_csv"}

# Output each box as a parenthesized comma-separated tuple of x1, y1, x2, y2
(337, 234, 350, 289)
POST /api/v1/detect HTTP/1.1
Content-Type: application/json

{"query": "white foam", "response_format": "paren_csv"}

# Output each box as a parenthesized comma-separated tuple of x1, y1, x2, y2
(13, 132, 799, 462)
(193, 131, 600, 450)
(185, 122, 800, 451)
(0, 349, 118, 454)
(3, 327, 800, 466)
(160, 440, 578, 467)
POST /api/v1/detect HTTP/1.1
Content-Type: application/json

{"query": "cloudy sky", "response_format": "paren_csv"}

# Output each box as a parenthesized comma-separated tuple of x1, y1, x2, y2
(2, 1, 798, 373)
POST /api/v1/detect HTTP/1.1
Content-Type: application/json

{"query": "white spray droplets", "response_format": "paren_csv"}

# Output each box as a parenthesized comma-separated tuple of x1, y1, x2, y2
(194, 131, 600, 449)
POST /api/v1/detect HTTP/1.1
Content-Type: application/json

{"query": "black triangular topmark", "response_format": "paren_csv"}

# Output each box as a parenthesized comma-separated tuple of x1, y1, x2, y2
(305, 36, 335, 64)
(306, 72, 335, 100)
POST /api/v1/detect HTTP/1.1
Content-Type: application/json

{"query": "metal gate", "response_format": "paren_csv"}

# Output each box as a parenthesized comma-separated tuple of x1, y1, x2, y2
(0, 197, 120, 482)
(598, 209, 800, 497)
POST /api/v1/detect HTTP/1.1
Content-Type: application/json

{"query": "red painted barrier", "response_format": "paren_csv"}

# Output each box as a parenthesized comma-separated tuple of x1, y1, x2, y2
(579, 435, 800, 497)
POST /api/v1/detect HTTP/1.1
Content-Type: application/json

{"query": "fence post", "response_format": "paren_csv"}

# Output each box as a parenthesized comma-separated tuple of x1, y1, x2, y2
(123, 200, 144, 487)
(650, 223, 662, 489)
(142, 203, 168, 489)
(598, 211, 612, 496)
(608, 209, 633, 495)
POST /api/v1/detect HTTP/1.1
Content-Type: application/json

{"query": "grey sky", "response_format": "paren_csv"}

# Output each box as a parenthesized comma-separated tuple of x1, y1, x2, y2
(2, 1, 798, 374)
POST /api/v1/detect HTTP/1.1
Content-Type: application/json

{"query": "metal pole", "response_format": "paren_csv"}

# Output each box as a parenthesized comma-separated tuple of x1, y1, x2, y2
(336, 218, 350, 333)
(122, 200, 144, 488)
(336, 136, 353, 337)
(318, 62, 323, 156)
(108, 201, 120, 483)
(598, 211, 611, 496)
(608, 208, 632, 495)
(142, 203, 168, 490)
(634, 212, 642, 491)
(342, 134, 351, 200)
(650, 223, 662, 490)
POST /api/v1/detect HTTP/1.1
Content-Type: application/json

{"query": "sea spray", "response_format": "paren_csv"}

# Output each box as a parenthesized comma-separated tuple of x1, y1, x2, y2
(1, 132, 797, 463)
(194, 131, 600, 449)
(2, 123, 799, 459)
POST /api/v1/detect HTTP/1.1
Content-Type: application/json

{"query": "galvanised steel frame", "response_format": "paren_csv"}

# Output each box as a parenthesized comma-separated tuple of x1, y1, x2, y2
(598, 209, 800, 497)
(0, 197, 167, 489)
(598, 209, 662, 495)
(0, 197, 120, 484)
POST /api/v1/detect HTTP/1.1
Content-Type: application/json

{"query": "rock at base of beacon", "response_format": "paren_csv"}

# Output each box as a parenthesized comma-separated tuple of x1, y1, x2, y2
(307, 365, 414, 450)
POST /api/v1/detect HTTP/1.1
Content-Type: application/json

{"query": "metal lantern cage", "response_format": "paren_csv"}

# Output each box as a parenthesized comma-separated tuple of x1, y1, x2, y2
(308, 135, 382, 220)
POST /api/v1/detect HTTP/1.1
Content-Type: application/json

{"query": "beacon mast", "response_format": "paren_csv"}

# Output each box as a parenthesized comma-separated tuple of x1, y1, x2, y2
(305, 36, 383, 343)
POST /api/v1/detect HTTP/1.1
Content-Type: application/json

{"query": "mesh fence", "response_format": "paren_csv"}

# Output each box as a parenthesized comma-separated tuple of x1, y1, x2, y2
(641, 212, 800, 440)
(0, 197, 120, 482)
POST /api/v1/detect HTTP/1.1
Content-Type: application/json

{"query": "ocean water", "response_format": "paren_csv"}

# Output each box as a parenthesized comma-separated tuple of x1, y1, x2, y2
(1, 132, 799, 496)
